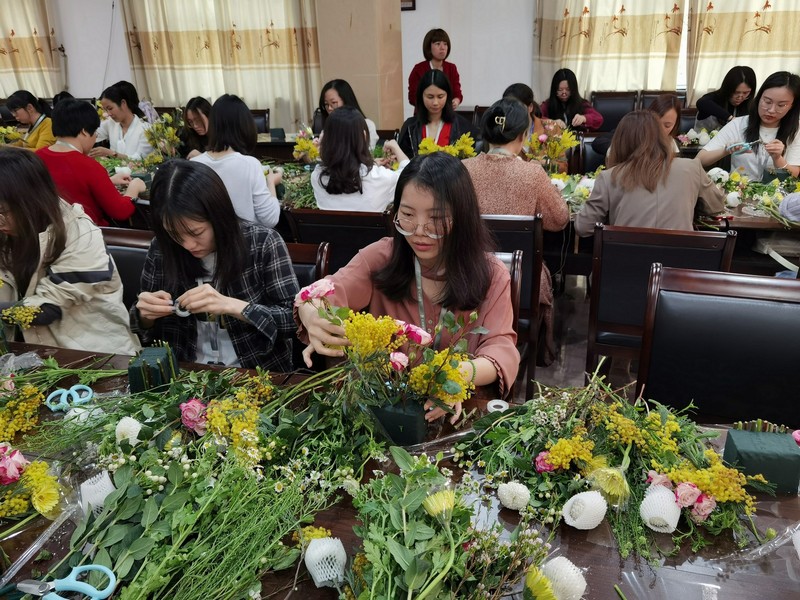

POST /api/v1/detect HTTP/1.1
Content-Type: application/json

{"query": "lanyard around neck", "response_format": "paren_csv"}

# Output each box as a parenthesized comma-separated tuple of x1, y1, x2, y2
(55, 139, 82, 153)
(414, 257, 446, 349)
(23, 114, 45, 141)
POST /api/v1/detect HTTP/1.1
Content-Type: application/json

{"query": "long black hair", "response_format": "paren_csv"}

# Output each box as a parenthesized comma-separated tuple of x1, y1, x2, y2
(716, 66, 757, 115)
(744, 71, 800, 147)
(149, 159, 246, 292)
(318, 80, 365, 127)
(373, 152, 493, 310)
(319, 106, 374, 195)
(481, 98, 529, 146)
(544, 68, 586, 124)
(182, 96, 211, 154)
(0, 147, 66, 295)
(100, 81, 145, 118)
(415, 70, 456, 125)
(207, 94, 257, 155)
(6, 90, 51, 118)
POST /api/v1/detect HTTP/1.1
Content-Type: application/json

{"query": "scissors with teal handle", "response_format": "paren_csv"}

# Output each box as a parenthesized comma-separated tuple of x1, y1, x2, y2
(17, 564, 116, 599)
(726, 138, 764, 155)
(45, 384, 94, 412)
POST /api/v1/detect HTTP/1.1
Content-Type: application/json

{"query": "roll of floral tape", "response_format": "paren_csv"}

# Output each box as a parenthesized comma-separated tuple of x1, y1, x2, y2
(487, 399, 509, 413)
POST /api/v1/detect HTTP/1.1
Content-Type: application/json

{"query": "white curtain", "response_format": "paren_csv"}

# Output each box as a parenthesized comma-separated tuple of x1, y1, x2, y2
(120, 0, 321, 131)
(0, 0, 64, 97)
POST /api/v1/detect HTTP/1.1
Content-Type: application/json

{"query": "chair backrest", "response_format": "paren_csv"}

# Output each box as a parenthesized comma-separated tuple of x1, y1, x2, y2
(637, 265, 800, 426)
(494, 249, 523, 399)
(100, 228, 154, 310)
(589, 91, 638, 132)
(578, 134, 606, 174)
(639, 90, 687, 110)
(680, 107, 698, 134)
(590, 225, 737, 337)
(473, 105, 488, 129)
(251, 109, 270, 134)
(311, 107, 324, 135)
(284, 207, 393, 274)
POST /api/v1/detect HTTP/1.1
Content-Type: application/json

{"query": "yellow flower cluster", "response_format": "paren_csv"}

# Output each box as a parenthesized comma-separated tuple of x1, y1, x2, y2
(408, 351, 473, 406)
(293, 137, 319, 162)
(546, 434, 595, 470)
(603, 403, 645, 448)
(525, 128, 579, 163)
(666, 451, 759, 513)
(205, 388, 263, 467)
(0, 126, 21, 144)
(2, 304, 42, 329)
(0, 384, 43, 442)
(642, 411, 681, 455)
(417, 133, 476, 159)
(343, 312, 403, 360)
(22, 460, 60, 515)
(241, 371, 274, 404)
(144, 113, 182, 158)
(140, 152, 164, 169)
(292, 524, 332, 547)
(0, 489, 30, 518)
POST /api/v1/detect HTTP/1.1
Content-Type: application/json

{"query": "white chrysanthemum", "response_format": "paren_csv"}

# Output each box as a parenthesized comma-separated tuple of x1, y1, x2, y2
(497, 481, 531, 511)
(576, 177, 595, 193)
(698, 131, 711, 146)
(541, 556, 587, 600)
(639, 484, 681, 534)
(550, 178, 567, 191)
(707, 167, 729, 183)
(686, 128, 699, 141)
(115, 416, 143, 446)
(726, 191, 741, 207)
(562, 490, 607, 530)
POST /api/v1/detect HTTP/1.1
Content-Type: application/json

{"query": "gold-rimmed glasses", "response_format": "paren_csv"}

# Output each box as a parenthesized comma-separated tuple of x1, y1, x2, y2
(393, 216, 451, 240)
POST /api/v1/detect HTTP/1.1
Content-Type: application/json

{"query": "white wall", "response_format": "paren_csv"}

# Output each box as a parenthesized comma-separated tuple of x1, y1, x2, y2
(400, 0, 536, 119)
(50, 0, 131, 99)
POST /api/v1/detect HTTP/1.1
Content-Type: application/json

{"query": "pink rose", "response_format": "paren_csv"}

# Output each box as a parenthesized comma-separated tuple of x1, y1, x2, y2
(399, 322, 433, 346)
(389, 352, 408, 371)
(180, 398, 207, 436)
(1, 374, 14, 392)
(0, 449, 29, 485)
(538, 134, 548, 143)
(690, 493, 717, 523)
(294, 279, 336, 307)
(793, 430, 800, 446)
(675, 482, 702, 508)
(534, 451, 554, 473)
(646, 470, 673, 489)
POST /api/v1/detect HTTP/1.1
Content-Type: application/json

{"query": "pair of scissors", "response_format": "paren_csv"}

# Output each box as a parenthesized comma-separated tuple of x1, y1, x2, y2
(45, 384, 94, 412)
(17, 565, 115, 600)
(726, 138, 764, 155)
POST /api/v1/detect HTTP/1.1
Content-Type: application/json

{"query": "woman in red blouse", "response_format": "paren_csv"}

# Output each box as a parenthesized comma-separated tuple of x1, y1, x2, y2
(408, 28, 463, 109)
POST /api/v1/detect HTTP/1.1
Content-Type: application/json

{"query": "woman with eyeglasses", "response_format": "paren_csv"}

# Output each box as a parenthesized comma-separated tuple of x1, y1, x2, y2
(297, 152, 520, 421)
(316, 80, 378, 149)
(695, 66, 757, 131)
(0, 147, 140, 354)
(697, 71, 800, 180)
(5, 90, 56, 150)
(540, 68, 603, 130)
(180, 96, 211, 158)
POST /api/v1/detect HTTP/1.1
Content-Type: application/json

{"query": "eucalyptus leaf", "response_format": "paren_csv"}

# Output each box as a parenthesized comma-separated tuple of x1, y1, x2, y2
(88, 548, 113, 589)
(127, 536, 156, 560)
(70, 515, 89, 548)
(141, 405, 155, 420)
(167, 462, 184, 486)
(115, 496, 143, 521)
(442, 380, 462, 395)
(100, 523, 130, 547)
(115, 554, 135, 579)
(113, 464, 133, 488)
(93, 547, 113, 569)
(160, 491, 191, 513)
(140, 497, 158, 528)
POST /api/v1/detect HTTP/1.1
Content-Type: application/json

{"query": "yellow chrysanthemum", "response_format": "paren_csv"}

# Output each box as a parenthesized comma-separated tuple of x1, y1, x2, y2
(22, 460, 60, 516)
(523, 566, 557, 600)
(422, 489, 455, 519)
(588, 467, 631, 507)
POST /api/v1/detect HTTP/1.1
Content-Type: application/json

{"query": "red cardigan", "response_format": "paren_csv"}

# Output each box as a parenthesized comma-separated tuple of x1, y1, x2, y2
(408, 60, 463, 106)
(36, 148, 136, 226)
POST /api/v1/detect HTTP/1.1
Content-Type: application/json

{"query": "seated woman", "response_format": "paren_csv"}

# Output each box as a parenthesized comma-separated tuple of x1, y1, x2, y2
(594, 94, 683, 157)
(89, 80, 155, 161)
(398, 69, 475, 158)
(36, 98, 146, 226)
(695, 66, 757, 130)
(540, 68, 603, 131)
(181, 96, 211, 159)
(575, 111, 725, 236)
(0, 147, 140, 354)
(316, 80, 378, 149)
(132, 160, 299, 370)
(503, 82, 546, 139)
(312, 106, 410, 212)
(297, 152, 520, 420)
(191, 94, 280, 227)
(6, 90, 56, 150)
(463, 98, 569, 364)
(697, 71, 800, 180)
(408, 28, 463, 110)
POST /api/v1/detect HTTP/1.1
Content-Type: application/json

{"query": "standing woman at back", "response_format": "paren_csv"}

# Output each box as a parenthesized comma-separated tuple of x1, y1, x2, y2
(407, 28, 463, 110)
(5, 90, 55, 150)
(540, 68, 603, 130)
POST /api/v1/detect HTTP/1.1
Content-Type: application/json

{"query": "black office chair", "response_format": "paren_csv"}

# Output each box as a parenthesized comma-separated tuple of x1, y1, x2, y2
(577, 134, 606, 174)
(286, 241, 331, 370)
(100, 227, 155, 309)
(493, 249, 523, 400)
(638, 265, 800, 426)
(251, 109, 270, 134)
(589, 91, 638, 133)
(639, 90, 687, 110)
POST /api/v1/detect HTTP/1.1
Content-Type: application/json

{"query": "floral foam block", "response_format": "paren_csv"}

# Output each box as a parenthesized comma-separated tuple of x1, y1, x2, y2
(722, 430, 800, 494)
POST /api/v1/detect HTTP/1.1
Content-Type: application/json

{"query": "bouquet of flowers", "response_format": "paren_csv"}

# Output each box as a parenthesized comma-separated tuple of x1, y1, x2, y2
(0, 126, 21, 145)
(293, 126, 320, 162)
(677, 127, 718, 147)
(418, 133, 476, 159)
(525, 123, 578, 173)
(0, 443, 61, 523)
(143, 109, 183, 163)
(550, 171, 598, 214)
(265, 161, 314, 209)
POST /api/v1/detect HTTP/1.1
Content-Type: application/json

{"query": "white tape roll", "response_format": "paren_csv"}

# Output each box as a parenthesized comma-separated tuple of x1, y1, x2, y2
(487, 399, 509, 413)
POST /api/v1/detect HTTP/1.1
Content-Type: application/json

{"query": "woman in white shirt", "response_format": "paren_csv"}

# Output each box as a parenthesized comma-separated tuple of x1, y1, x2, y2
(312, 106, 409, 212)
(317, 80, 379, 149)
(191, 94, 280, 228)
(697, 71, 800, 180)
(89, 81, 155, 161)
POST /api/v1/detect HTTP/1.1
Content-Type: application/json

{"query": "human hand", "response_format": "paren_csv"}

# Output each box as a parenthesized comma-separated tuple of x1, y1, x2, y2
(764, 139, 785, 160)
(571, 113, 587, 127)
(424, 399, 462, 424)
(125, 178, 147, 197)
(267, 169, 283, 187)
(88, 146, 114, 158)
(110, 173, 131, 186)
(176, 283, 246, 317)
(297, 301, 349, 367)
(451, 98, 461, 110)
(136, 290, 174, 323)
(725, 141, 754, 156)
(186, 149, 201, 159)
(554, 119, 568, 129)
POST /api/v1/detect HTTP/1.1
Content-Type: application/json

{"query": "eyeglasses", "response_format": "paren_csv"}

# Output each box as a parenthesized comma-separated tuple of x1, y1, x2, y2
(760, 97, 792, 113)
(731, 91, 751, 99)
(393, 216, 451, 240)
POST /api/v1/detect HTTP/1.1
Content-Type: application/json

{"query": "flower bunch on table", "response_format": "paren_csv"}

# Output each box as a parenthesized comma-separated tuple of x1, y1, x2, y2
(143, 108, 183, 161)
(418, 132, 477, 159)
(294, 280, 480, 417)
(550, 171, 598, 214)
(0, 443, 60, 521)
(293, 126, 320, 162)
(677, 127, 717, 147)
(0, 125, 21, 144)
(265, 161, 315, 209)
(344, 446, 586, 600)
(454, 375, 775, 562)
(525, 123, 578, 173)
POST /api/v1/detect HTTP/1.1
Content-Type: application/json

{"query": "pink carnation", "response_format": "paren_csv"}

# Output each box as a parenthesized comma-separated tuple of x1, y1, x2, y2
(534, 451, 554, 473)
(0, 446, 29, 485)
(538, 134, 548, 143)
(389, 352, 409, 371)
(180, 398, 207, 436)
(294, 279, 335, 307)
(690, 493, 717, 522)
(675, 482, 702, 508)
(793, 430, 800, 446)
(399, 322, 433, 346)
(646, 470, 673, 489)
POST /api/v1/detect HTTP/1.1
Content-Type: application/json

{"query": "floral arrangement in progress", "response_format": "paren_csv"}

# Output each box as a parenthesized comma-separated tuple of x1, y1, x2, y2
(0, 126, 21, 145)
(676, 127, 718, 147)
(550, 171, 599, 214)
(418, 133, 476, 159)
(266, 161, 314, 209)
(453, 375, 775, 562)
(293, 126, 320, 162)
(706, 168, 800, 227)
(143, 108, 183, 164)
(525, 123, 579, 173)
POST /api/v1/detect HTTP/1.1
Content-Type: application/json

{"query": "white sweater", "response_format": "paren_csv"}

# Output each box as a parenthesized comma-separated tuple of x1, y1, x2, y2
(312, 160, 409, 212)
